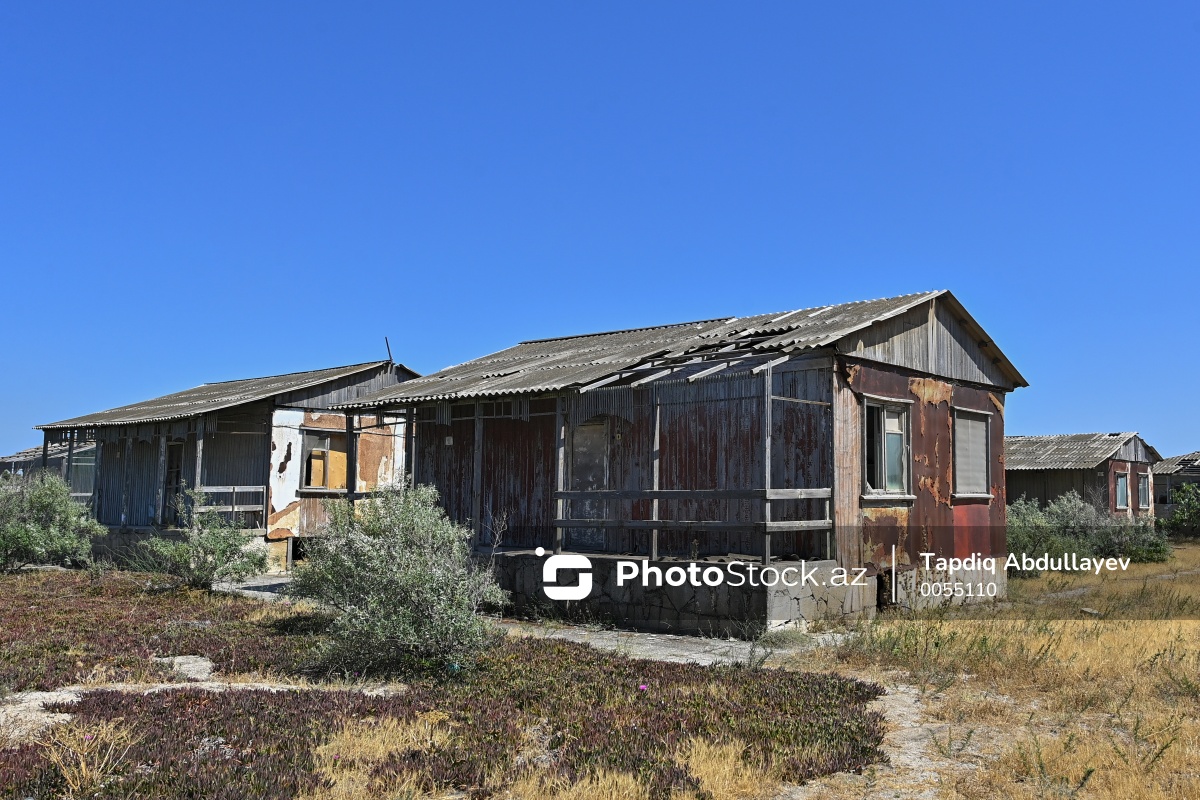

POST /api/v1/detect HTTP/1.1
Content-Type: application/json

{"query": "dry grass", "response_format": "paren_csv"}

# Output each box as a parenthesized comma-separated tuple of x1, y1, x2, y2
(302, 714, 777, 800)
(302, 712, 456, 800)
(39, 719, 142, 796)
(812, 542, 1200, 799)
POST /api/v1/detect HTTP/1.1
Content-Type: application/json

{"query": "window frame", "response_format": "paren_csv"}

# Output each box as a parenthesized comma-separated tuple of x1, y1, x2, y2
(300, 427, 349, 493)
(1115, 471, 1129, 510)
(952, 406, 993, 500)
(1137, 473, 1151, 510)
(862, 395, 913, 498)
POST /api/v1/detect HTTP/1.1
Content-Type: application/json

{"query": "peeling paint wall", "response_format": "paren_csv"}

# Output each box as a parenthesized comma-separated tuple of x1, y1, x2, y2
(840, 358, 1007, 577)
(268, 409, 305, 541)
(267, 408, 406, 544)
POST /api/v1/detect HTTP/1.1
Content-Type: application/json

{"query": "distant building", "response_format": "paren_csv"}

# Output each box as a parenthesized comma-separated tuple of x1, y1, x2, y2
(1004, 433, 1160, 517)
(0, 440, 98, 501)
(35, 361, 417, 570)
(1154, 451, 1200, 519)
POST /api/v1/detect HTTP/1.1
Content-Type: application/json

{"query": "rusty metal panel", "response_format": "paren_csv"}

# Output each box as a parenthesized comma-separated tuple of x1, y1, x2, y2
(38, 361, 410, 430)
(846, 359, 1007, 572)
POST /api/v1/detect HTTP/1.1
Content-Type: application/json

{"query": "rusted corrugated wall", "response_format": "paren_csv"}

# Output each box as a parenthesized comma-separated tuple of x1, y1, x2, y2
(413, 360, 833, 559)
(838, 357, 1006, 573)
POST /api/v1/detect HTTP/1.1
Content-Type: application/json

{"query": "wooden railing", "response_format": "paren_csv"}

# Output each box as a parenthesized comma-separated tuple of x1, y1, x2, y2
(552, 487, 832, 563)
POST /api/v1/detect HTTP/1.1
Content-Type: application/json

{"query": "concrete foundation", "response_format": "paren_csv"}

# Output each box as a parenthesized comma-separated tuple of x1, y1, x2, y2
(491, 551, 878, 635)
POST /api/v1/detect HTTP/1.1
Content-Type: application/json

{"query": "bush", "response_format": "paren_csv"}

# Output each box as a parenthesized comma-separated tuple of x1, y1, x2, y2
(287, 484, 507, 674)
(137, 489, 267, 591)
(1163, 483, 1200, 536)
(1007, 490, 1170, 575)
(0, 471, 105, 572)
(1005, 497, 1076, 576)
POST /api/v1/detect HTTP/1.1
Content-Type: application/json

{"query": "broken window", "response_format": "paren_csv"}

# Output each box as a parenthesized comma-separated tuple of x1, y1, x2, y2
(1115, 473, 1129, 509)
(1138, 474, 1150, 509)
(865, 402, 909, 494)
(953, 410, 990, 496)
(302, 430, 347, 490)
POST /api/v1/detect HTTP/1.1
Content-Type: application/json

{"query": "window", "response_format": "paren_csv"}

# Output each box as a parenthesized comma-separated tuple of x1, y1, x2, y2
(865, 402, 909, 494)
(1115, 473, 1129, 509)
(302, 430, 348, 490)
(953, 410, 990, 496)
(1138, 474, 1150, 509)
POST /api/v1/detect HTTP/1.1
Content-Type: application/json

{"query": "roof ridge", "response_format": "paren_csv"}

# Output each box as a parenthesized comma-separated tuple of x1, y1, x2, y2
(201, 360, 388, 386)
(516, 291, 944, 346)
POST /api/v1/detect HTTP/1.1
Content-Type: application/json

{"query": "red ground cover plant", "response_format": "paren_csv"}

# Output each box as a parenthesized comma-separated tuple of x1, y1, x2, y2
(1, 638, 886, 799)
(0, 570, 316, 691)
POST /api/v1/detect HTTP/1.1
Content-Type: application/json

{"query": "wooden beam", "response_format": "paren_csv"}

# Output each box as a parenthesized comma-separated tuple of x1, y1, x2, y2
(345, 412, 358, 501)
(193, 416, 206, 492)
(121, 431, 133, 527)
(554, 488, 831, 500)
(687, 360, 741, 382)
(551, 519, 832, 532)
(752, 354, 791, 375)
(578, 373, 624, 393)
(472, 404, 483, 546)
(651, 398, 660, 561)
(762, 368, 772, 564)
(153, 433, 167, 525)
(554, 397, 566, 553)
(630, 367, 677, 387)
(41, 431, 49, 473)
(65, 430, 76, 484)
(404, 406, 416, 485)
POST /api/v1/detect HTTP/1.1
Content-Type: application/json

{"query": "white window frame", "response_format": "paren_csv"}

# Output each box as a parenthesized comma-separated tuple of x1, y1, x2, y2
(952, 407, 993, 500)
(862, 395, 913, 498)
(1137, 473, 1151, 510)
(300, 428, 349, 493)
(1115, 471, 1129, 510)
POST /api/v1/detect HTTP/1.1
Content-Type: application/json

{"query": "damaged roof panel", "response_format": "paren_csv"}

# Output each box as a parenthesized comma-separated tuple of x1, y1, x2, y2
(1157, 451, 1200, 476)
(343, 290, 1026, 406)
(37, 361, 400, 430)
(1004, 432, 1159, 470)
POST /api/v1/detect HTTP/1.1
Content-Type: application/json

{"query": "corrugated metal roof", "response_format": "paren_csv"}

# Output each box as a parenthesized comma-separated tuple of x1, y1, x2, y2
(343, 290, 1022, 406)
(0, 440, 95, 463)
(1157, 451, 1200, 476)
(1004, 433, 1142, 470)
(37, 362, 393, 430)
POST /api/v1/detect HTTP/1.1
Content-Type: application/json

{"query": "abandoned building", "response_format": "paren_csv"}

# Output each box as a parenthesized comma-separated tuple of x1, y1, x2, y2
(339, 290, 1027, 631)
(35, 361, 416, 569)
(0, 440, 97, 499)
(1004, 432, 1161, 517)
(1154, 450, 1200, 518)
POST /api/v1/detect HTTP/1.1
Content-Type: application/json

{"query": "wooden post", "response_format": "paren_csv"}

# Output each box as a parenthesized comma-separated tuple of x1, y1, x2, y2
(41, 431, 50, 473)
(65, 430, 76, 485)
(345, 412, 358, 501)
(404, 407, 416, 486)
(554, 396, 566, 553)
(471, 405, 484, 549)
(762, 369, 772, 565)
(153, 432, 167, 525)
(120, 430, 133, 527)
(193, 416, 206, 491)
(651, 398, 661, 562)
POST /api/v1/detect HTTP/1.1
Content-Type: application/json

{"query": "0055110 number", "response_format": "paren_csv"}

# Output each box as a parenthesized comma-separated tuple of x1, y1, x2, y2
(917, 581, 998, 598)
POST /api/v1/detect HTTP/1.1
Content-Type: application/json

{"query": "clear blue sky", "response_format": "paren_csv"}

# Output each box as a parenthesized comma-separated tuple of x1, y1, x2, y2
(1, 3, 1196, 457)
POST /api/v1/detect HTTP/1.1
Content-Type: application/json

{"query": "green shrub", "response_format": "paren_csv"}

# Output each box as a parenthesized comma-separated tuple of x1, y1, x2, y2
(137, 489, 267, 591)
(1007, 491, 1170, 575)
(1005, 497, 1076, 576)
(286, 484, 507, 675)
(1163, 483, 1200, 536)
(0, 471, 105, 572)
